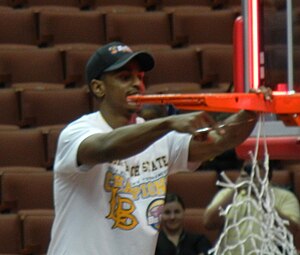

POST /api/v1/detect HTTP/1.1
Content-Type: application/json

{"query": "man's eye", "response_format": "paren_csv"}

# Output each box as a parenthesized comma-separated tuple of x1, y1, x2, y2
(119, 74, 131, 81)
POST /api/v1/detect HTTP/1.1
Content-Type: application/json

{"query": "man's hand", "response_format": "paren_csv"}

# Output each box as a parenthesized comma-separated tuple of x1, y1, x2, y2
(167, 111, 219, 137)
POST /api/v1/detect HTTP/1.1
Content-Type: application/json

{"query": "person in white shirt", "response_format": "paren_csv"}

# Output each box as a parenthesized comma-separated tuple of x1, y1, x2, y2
(47, 41, 267, 255)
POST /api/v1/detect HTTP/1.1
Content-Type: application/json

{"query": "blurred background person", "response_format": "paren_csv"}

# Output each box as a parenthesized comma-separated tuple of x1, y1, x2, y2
(156, 193, 212, 255)
(203, 162, 300, 254)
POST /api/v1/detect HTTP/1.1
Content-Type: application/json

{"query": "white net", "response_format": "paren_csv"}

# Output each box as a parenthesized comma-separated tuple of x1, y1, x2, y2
(209, 114, 298, 255)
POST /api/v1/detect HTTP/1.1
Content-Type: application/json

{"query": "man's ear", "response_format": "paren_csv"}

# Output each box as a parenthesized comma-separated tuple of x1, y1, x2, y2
(90, 79, 105, 99)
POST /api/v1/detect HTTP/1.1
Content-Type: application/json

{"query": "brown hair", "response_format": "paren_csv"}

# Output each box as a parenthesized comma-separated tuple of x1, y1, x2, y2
(164, 193, 185, 210)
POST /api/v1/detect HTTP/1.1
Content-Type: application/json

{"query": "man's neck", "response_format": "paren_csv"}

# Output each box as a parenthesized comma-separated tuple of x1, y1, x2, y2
(100, 108, 137, 129)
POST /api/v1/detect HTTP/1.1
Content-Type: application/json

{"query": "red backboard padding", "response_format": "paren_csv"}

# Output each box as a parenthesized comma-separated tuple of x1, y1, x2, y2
(236, 136, 300, 160)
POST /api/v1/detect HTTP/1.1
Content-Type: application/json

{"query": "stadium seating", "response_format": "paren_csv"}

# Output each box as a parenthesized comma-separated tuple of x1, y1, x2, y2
(280, 160, 300, 175)
(145, 82, 202, 94)
(160, 4, 211, 13)
(158, 0, 211, 8)
(11, 82, 66, 91)
(0, 125, 20, 131)
(167, 171, 219, 210)
(93, 0, 148, 12)
(0, 89, 20, 127)
(64, 47, 97, 87)
(293, 171, 300, 201)
(200, 44, 233, 92)
(106, 12, 173, 49)
(20, 210, 54, 255)
(0, 167, 47, 205)
(184, 213, 219, 246)
(97, 5, 146, 13)
(45, 126, 64, 169)
(167, 170, 221, 245)
(0, 4, 12, 9)
(263, 9, 287, 45)
(144, 48, 202, 92)
(0, 48, 64, 88)
(0, 9, 38, 48)
(0, 166, 46, 174)
(264, 45, 300, 92)
(172, 10, 237, 47)
(273, 46, 299, 92)
(10, 0, 82, 10)
(38, 10, 106, 50)
(20, 88, 91, 128)
(0, 172, 54, 213)
(0, 129, 46, 167)
(0, 214, 22, 254)
(24, 0, 80, 7)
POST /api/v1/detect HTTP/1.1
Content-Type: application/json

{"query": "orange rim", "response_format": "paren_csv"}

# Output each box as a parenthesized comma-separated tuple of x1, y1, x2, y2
(128, 92, 300, 114)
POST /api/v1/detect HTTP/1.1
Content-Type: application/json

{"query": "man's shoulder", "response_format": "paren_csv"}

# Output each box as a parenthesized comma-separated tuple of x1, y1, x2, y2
(74, 111, 100, 123)
(66, 112, 100, 128)
(59, 112, 102, 139)
(272, 185, 294, 195)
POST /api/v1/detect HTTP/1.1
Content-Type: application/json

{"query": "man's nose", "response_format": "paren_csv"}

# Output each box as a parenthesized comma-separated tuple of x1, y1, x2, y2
(133, 76, 145, 92)
(132, 75, 141, 85)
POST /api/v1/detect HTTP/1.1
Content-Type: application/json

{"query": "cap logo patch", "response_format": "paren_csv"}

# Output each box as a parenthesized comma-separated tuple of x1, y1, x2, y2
(109, 45, 132, 55)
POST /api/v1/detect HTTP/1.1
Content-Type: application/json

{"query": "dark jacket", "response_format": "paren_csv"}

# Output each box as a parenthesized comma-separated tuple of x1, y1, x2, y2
(155, 230, 212, 255)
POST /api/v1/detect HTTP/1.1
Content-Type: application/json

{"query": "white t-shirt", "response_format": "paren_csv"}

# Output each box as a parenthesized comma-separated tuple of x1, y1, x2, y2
(47, 112, 197, 255)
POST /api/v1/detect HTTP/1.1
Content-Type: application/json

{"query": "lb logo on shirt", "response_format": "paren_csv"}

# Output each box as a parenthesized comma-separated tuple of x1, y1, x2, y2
(106, 187, 138, 230)
(104, 170, 167, 231)
(146, 198, 165, 230)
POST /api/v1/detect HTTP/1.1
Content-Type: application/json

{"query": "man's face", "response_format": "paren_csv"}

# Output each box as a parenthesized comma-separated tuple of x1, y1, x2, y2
(101, 60, 146, 114)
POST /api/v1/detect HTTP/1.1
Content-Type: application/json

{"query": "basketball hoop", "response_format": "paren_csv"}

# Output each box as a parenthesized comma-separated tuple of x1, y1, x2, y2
(128, 92, 300, 126)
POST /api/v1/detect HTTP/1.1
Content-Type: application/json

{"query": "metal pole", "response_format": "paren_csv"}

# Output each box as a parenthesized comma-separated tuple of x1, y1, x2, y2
(243, 0, 249, 92)
(287, 0, 294, 92)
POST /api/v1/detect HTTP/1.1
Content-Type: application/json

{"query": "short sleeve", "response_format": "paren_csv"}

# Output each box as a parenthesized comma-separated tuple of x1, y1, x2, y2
(166, 131, 201, 173)
(54, 115, 106, 173)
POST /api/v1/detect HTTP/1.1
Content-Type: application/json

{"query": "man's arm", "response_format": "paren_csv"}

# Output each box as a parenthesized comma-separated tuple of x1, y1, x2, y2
(77, 111, 217, 166)
(274, 189, 300, 236)
(277, 208, 300, 236)
(203, 188, 235, 230)
(188, 86, 272, 162)
(188, 110, 257, 162)
(203, 172, 253, 230)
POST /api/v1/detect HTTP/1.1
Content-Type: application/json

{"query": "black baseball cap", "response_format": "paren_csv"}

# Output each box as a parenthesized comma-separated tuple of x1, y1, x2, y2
(85, 41, 155, 84)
